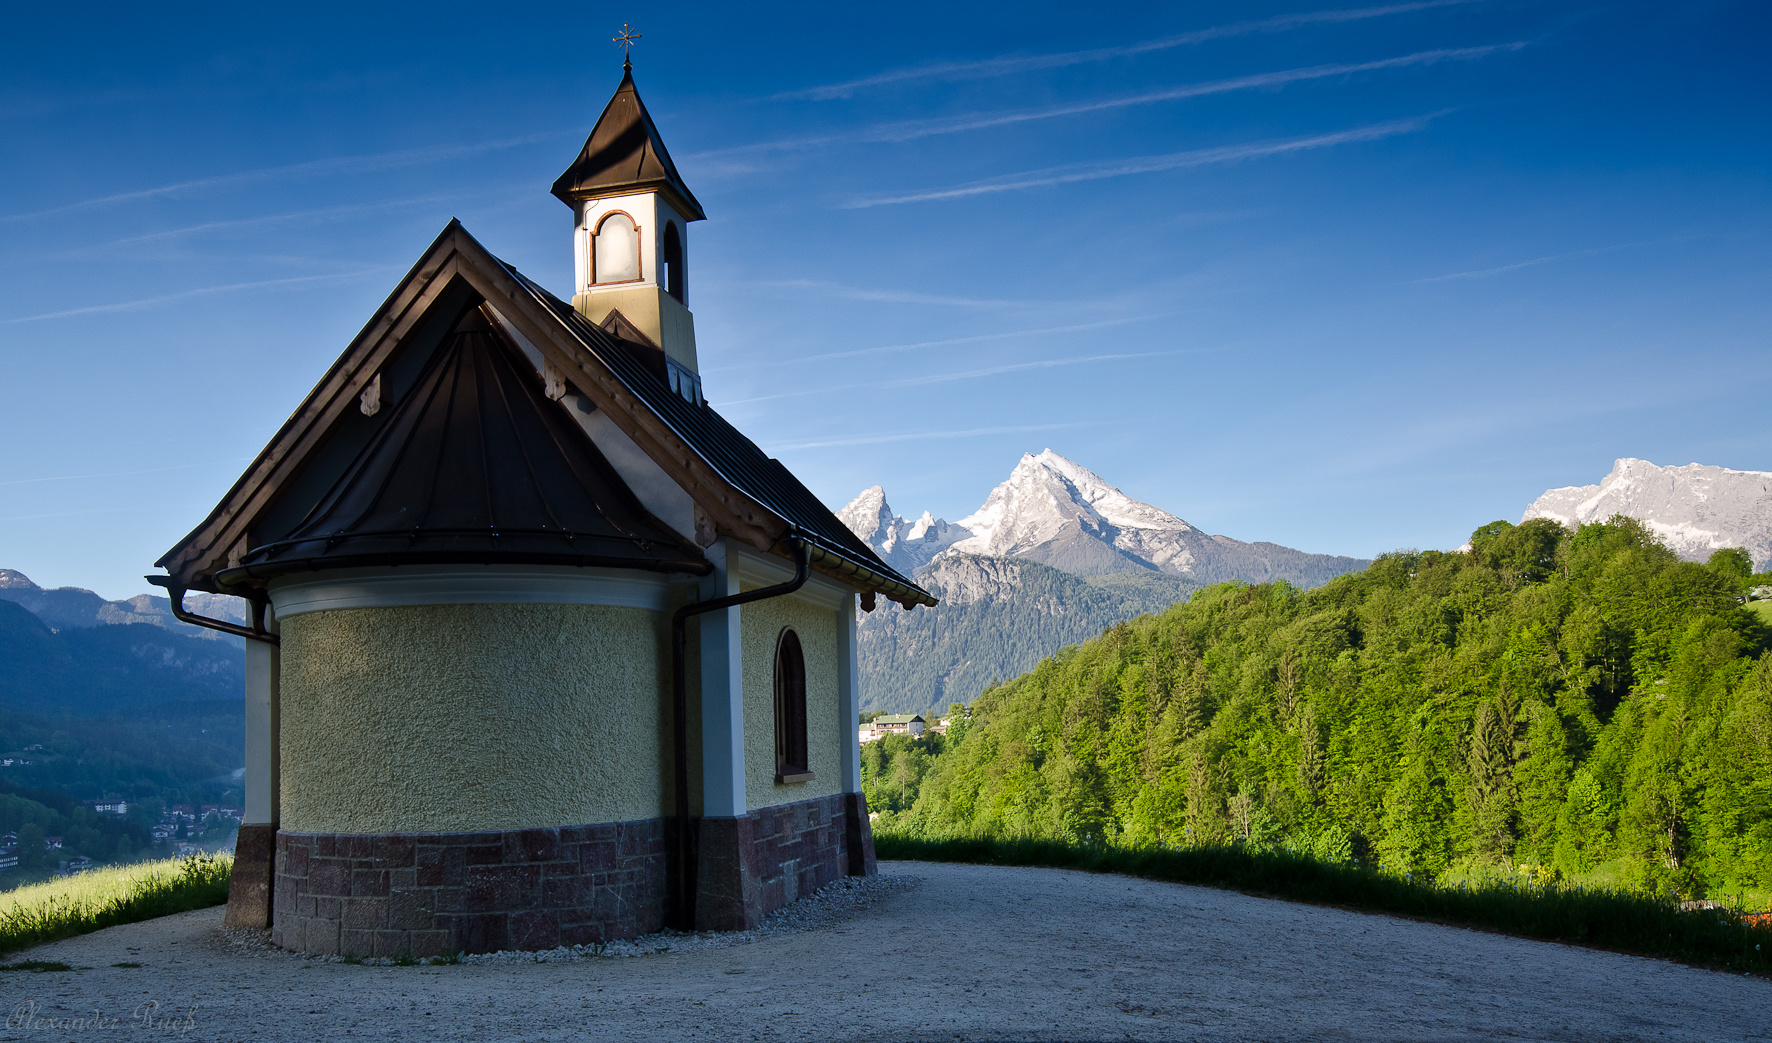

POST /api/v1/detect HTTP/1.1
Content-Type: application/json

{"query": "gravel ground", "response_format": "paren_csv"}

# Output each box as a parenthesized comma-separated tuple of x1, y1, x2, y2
(3, 861, 1768, 1042)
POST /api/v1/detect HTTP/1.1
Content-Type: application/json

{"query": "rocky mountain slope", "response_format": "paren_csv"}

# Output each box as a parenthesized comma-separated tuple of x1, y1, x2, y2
(845, 451, 1366, 712)
(855, 555, 1195, 713)
(0, 573, 246, 811)
(0, 598, 242, 715)
(1522, 458, 1772, 569)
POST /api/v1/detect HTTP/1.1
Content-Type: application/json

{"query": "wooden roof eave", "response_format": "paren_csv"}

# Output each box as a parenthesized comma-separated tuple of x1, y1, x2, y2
(156, 222, 482, 590)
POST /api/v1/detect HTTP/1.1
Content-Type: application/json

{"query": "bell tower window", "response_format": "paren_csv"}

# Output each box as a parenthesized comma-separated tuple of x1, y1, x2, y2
(662, 222, 684, 303)
(593, 211, 640, 284)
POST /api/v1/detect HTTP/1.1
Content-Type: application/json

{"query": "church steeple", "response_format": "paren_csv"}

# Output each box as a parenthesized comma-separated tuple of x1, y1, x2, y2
(554, 65, 705, 383)
(551, 68, 705, 222)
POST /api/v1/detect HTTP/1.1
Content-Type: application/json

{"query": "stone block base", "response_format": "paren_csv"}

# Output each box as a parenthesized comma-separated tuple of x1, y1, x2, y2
(693, 791, 876, 931)
(224, 823, 277, 929)
(271, 818, 667, 957)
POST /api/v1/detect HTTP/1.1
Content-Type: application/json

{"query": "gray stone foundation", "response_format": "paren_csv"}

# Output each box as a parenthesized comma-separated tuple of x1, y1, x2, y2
(267, 794, 876, 955)
(224, 822, 277, 929)
(693, 791, 876, 931)
(271, 818, 668, 958)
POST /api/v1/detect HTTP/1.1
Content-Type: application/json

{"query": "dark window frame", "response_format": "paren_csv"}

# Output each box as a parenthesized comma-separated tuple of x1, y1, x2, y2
(774, 628, 810, 782)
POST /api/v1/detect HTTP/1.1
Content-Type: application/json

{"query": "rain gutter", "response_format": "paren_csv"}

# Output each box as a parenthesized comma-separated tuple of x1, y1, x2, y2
(668, 536, 809, 930)
(146, 575, 279, 645)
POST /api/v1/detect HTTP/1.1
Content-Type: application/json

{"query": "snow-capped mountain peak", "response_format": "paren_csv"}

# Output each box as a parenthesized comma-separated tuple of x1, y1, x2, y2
(835, 485, 893, 544)
(843, 450, 1362, 584)
(953, 449, 1197, 556)
(837, 487, 966, 576)
(1522, 458, 1772, 568)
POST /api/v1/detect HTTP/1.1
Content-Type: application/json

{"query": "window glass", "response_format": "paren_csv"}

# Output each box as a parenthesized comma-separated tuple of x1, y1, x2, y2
(594, 212, 639, 283)
(774, 629, 808, 776)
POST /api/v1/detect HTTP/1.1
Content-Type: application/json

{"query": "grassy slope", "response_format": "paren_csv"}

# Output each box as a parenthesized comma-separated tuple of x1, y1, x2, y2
(0, 855, 231, 956)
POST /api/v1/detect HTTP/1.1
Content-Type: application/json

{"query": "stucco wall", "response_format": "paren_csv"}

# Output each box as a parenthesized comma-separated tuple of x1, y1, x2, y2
(278, 603, 668, 833)
(741, 591, 843, 810)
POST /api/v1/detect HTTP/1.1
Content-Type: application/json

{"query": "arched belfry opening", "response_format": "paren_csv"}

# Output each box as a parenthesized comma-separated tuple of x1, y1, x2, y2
(594, 212, 641, 284)
(662, 222, 684, 303)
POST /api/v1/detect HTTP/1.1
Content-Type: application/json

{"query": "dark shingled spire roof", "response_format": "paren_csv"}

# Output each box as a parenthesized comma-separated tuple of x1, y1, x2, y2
(551, 69, 705, 220)
(220, 310, 710, 584)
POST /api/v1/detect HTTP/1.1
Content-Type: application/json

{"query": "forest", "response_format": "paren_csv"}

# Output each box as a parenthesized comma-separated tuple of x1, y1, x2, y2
(863, 517, 1772, 902)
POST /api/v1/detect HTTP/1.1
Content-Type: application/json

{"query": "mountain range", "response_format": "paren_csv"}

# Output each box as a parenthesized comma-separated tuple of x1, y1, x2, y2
(0, 569, 246, 641)
(1522, 458, 1772, 570)
(842, 450, 1366, 585)
(842, 451, 1367, 713)
(0, 570, 247, 808)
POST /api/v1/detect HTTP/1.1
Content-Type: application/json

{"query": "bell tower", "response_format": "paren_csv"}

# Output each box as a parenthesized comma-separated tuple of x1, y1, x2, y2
(552, 56, 706, 387)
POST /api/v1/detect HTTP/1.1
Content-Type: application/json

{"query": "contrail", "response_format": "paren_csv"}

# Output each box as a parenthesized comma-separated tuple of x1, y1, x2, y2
(1, 134, 558, 222)
(845, 116, 1440, 208)
(4, 268, 395, 323)
(774, 0, 1487, 100)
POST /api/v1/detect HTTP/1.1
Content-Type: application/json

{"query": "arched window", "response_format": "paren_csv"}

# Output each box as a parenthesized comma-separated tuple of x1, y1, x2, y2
(662, 222, 684, 303)
(593, 212, 640, 284)
(774, 628, 810, 781)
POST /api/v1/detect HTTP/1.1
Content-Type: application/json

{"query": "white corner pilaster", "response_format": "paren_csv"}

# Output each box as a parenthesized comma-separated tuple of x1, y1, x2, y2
(699, 540, 746, 818)
(243, 611, 280, 826)
(838, 595, 862, 794)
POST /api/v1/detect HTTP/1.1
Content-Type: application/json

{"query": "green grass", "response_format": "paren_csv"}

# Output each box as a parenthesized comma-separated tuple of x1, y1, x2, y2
(876, 834, 1772, 975)
(0, 959, 75, 972)
(0, 855, 232, 956)
(1747, 600, 1772, 625)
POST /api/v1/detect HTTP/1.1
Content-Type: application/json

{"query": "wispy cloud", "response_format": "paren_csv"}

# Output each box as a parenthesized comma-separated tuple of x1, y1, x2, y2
(774, 0, 1485, 100)
(722, 350, 1180, 407)
(3, 268, 397, 323)
(754, 279, 1030, 308)
(1411, 237, 1700, 283)
(697, 45, 1509, 162)
(774, 422, 1097, 451)
(1, 134, 559, 222)
(1413, 254, 1569, 282)
(0, 459, 251, 488)
(845, 116, 1440, 208)
(104, 196, 452, 246)
(737, 316, 1164, 371)
(0, 508, 131, 523)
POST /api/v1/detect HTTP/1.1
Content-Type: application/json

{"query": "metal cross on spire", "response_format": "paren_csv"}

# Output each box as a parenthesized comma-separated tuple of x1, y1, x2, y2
(614, 23, 642, 70)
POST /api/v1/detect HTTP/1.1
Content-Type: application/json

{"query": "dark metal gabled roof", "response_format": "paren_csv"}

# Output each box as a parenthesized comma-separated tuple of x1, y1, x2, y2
(218, 310, 710, 585)
(551, 69, 706, 221)
(490, 257, 936, 608)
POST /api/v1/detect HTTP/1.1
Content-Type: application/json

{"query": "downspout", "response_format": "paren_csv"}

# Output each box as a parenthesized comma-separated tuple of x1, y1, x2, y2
(146, 575, 278, 645)
(669, 536, 810, 931)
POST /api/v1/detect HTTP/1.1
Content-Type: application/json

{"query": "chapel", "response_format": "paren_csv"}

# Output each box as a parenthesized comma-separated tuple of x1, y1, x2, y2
(150, 61, 935, 958)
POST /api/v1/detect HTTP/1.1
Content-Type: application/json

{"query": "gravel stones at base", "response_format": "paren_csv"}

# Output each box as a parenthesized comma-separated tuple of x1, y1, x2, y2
(5, 862, 1769, 1042)
(460, 872, 923, 964)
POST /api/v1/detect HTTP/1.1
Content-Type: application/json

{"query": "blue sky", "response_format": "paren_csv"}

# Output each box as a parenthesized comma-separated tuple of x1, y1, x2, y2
(1, 1, 1766, 599)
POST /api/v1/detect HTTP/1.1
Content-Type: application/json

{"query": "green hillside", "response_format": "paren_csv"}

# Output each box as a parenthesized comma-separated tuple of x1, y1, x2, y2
(865, 517, 1772, 901)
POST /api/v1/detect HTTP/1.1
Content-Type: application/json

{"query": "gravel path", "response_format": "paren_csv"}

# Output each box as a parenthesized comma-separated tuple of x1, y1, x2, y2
(3, 861, 1767, 1042)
